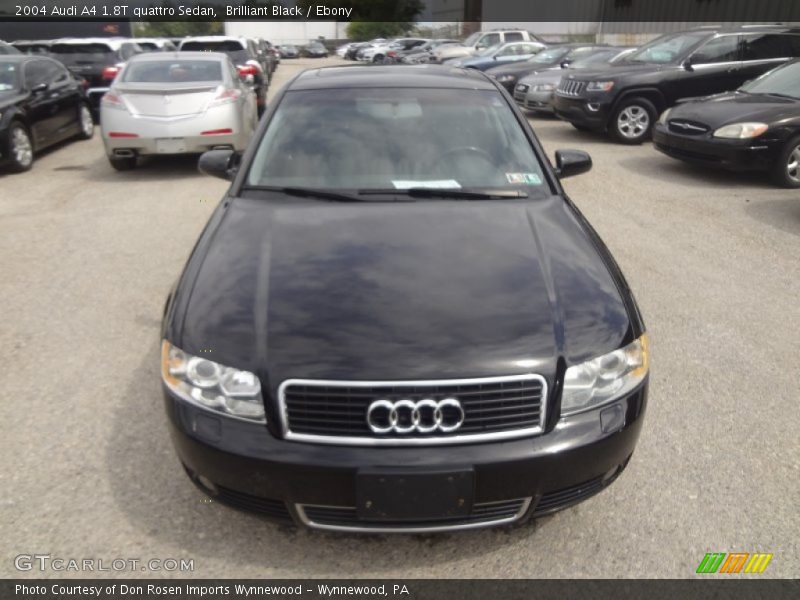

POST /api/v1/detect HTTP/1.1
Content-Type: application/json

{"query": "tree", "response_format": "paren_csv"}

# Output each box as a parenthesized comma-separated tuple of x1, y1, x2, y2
(346, 21, 414, 41)
(134, 21, 223, 37)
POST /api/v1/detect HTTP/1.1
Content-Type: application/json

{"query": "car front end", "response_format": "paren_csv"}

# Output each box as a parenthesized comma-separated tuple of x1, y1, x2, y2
(161, 67, 649, 532)
(552, 74, 618, 130)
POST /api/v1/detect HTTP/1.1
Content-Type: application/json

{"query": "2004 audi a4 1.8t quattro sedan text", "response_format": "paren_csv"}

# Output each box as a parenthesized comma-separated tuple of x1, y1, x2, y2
(160, 65, 650, 533)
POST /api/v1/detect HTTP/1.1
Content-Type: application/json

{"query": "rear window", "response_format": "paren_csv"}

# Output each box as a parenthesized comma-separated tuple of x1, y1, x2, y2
(122, 59, 223, 83)
(181, 41, 244, 53)
(51, 43, 114, 55)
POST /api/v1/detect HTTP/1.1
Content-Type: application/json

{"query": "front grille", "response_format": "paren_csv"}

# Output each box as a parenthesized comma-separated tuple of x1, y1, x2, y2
(298, 498, 530, 532)
(279, 375, 547, 446)
(557, 79, 587, 97)
(667, 119, 710, 136)
(215, 485, 292, 521)
(533, 476, 605, 516)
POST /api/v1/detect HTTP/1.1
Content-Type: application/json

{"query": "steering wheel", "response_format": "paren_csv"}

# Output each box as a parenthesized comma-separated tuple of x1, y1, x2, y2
(429, 146, 497, 176)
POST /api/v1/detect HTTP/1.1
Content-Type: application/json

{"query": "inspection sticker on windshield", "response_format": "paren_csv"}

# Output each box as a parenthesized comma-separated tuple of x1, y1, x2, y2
(506, 173, 542, 185)
(392, 180, 461, 189)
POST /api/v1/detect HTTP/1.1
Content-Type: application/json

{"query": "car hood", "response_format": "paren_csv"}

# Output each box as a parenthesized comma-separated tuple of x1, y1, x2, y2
(518, 69, 564, 86)
(487, 61, 558, 77)
(670, 91, 800, 128)
(437, 45, 471, 59)
(176, 196, 632, 388)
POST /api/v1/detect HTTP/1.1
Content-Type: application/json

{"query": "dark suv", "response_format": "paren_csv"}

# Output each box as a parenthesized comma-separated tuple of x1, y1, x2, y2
(553, 26, 800, 143)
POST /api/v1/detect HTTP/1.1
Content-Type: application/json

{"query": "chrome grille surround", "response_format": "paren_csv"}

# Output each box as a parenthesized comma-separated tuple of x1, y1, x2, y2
(278, 374, 548, 447)
(296, 498, 532, 533)
(556, 79, 587, 97)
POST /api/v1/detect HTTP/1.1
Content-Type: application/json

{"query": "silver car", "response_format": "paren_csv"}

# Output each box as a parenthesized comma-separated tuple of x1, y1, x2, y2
(100, 52, 257, 170)
(514, 47, 636, 114)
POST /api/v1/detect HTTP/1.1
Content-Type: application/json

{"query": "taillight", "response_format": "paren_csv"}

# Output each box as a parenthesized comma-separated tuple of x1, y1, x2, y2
(201, 128, 233, 136)
(236, 63, 260, 79)
(102, 65, 121, 81)
(101, 90, 125, 110)
(108, 132, 138, 138)
(387, 51, 397, 57)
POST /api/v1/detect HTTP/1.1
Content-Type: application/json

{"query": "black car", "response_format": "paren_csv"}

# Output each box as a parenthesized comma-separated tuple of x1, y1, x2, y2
(304, 41, 328, 58)
(0, 55, 94, 172)
(48, 38, 143, 116)
(345, 42, 371, 61)
(653, 59, 800, 187)
(278, 44, 299, 59)
(553, 26, 800, 144)
(11, 40, 50, 55)
(486, 44, 606, 93)
(179, 37, 269, 114)
(160, 65, 649, 533)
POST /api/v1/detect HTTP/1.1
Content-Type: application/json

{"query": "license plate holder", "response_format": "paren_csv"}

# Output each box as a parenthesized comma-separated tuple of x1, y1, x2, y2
(155, 138, 186, 153)
(356, 468, 474, 522)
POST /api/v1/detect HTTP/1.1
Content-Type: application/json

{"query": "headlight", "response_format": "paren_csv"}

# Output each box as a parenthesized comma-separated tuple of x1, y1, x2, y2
(713, 122, 768, 139)
(658, 108, 672, 125)
(532, 83, 555, 92)
(560, 334, 649, 416)
(586, 81, 615, 92)
(161, 340, 265, 422)
(495, 74, 515, 82)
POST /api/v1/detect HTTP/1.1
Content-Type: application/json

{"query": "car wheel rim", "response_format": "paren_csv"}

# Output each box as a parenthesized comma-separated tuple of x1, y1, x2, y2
(80, 106, 93, 136)
(786, 145, 800, 183)
(617, 105, 650, 139)
(12, 127, 33, 167)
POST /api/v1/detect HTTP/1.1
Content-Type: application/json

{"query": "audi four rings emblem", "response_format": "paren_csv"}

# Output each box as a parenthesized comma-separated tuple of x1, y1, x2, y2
(366, 398, 465, 434)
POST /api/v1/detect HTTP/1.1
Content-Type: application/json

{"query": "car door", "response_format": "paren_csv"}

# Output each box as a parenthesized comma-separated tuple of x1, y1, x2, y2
(494, 43, 525, 65)
(475, 33, 501, 53)
(740, 33, 800, 84)
(676, 34, 742, 99)
(42, 58, 82, 140)
(22, 58, 61, 147)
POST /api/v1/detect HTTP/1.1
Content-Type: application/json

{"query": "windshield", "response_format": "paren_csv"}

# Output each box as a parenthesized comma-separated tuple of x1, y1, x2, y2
(181, 40, 243, 52)
(477, 43, 502, 57)
(463, 32, 481, 47)
(50, 43, 114, 55)
(137, 42, 159, 51)
(122, 59, 223, 83)
(0, 61, 20, 91)
(570, 50, 618, 68)
(246, 87, 548, 196)
(529, 47, 570, 64)
(740, 61, 800, 98)
(626, 32, 707, 64)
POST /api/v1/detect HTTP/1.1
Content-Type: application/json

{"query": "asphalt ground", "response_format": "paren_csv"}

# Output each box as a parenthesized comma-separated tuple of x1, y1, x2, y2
(1, 56, 798, 579)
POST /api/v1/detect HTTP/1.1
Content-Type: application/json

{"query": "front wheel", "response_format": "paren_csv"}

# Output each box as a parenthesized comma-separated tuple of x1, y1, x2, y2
(771, 136, 800, 188)
(77, 103, 94, 140)
(7, 122, 34, 172)
(610, 98, 656, 144)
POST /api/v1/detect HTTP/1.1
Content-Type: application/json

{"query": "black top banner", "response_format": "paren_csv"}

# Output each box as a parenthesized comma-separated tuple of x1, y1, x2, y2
(1, 0, 800, 22)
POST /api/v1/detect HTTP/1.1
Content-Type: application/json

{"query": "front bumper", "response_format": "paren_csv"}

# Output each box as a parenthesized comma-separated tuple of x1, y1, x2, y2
(514, 88, 556, 113)
(553, 93, 613, 131)
(164, 381, 648, 532)
(652, 124, 781, 171)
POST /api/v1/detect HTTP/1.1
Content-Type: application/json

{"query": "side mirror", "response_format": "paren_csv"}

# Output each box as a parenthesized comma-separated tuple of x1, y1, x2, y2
(31, 82, 48, 94)
(560, 61, 570, 68)
(682, 59, 694, 71)
(198, 149, 241, 181)
(554, 149, 592, 179)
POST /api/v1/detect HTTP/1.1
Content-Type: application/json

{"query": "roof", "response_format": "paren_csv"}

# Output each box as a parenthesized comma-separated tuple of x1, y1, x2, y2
(290, 65, 498, 91)
(127, 51, 228, 62)
(49, 37, 137, 50)
(684, 24, 800, 34)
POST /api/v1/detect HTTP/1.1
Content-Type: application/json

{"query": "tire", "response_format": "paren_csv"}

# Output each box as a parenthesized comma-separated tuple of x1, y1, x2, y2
(76, 103, 94, 140)
(770, 135, 800, 188)
(109, 156, 136, 171)
(372, 55, 384, 63)
(7, 122, 34, 172)
(610, 98, 657, 144)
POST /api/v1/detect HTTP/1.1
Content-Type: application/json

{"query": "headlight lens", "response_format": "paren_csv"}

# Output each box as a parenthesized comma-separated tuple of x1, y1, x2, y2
(658, 108, 672, 124)
(532, 83, 555, 92)
(561, 334, 649, 416)
(713, 122, 768, 139)
(586, 81, 615, 92)
(161, 340, 265, 422)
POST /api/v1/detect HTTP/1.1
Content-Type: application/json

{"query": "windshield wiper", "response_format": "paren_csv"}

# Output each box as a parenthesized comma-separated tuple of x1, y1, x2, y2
(761, 92, 800, 100)
(359, 187, 528, 200)
(244, 186, 377, 203)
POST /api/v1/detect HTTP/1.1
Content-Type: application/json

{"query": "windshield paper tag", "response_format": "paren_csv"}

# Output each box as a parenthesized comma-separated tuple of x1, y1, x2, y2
(392, 180, 461, 189)
(506, 173, 542, 185)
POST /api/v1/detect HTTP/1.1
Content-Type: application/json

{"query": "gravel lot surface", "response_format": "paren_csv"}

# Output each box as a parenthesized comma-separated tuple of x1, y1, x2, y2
(1, 57, 797, 579)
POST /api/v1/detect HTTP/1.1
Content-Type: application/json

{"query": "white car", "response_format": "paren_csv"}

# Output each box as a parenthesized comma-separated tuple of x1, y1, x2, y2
(100, 52, 258, 171)
(433, 30, 544, 63)
(360, 38, 427, 63)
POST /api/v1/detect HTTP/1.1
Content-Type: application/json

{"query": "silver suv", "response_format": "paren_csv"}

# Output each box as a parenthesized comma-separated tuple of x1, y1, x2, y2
(433, 29, 544, 62)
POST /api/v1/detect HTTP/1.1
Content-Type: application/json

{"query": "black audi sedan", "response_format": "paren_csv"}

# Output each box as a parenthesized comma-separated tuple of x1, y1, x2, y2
(653, 59, 800, 187)
(0, 55, 94, 172)
(161, 65, 649, 533)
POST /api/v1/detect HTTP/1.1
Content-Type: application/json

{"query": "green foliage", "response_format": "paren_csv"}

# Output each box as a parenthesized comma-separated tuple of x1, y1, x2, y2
(346, 21, 414, 41)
